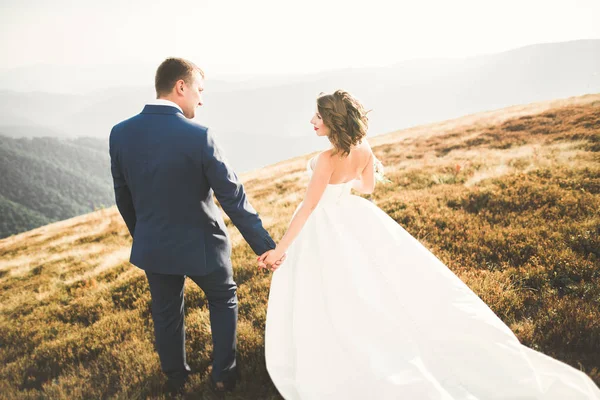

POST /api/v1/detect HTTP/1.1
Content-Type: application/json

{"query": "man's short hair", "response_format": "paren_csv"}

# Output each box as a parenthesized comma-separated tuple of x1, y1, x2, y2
(155, 58, 204, 96)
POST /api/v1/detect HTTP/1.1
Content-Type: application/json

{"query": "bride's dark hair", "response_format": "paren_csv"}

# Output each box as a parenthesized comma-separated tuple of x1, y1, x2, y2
(317, 90, 370, 157)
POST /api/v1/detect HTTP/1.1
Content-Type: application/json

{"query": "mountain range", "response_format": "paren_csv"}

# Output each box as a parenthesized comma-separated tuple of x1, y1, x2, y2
(1, 40, 599, 172)
(0, 136, 112, 238)
(0, 39, 599, 238)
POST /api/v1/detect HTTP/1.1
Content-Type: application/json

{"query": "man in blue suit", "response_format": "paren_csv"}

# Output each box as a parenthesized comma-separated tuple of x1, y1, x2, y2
(109, 58, 283, 394)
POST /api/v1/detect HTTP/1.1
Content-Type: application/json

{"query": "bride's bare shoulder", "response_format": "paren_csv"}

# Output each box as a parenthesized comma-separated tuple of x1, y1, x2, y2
(319, 149, 335, 165)
(349, 139, 372, 159)
(310, 149, 335, 170)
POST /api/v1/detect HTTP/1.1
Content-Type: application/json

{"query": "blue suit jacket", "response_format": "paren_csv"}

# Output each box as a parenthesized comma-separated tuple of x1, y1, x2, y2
(109, 104, 275, 275)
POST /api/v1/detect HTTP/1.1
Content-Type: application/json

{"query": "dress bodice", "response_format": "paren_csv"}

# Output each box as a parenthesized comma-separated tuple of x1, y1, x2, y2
(306, 158, 354, 205)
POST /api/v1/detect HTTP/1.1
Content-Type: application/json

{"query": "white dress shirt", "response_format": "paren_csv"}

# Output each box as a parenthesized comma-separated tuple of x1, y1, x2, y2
(146, 99, 183, 113)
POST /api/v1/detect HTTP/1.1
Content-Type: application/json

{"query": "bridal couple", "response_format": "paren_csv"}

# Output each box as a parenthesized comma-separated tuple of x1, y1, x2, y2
(109, 57, 600, 399)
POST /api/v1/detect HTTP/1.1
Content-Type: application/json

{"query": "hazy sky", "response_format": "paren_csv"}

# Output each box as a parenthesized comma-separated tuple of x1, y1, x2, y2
(1, 0, 599, 77)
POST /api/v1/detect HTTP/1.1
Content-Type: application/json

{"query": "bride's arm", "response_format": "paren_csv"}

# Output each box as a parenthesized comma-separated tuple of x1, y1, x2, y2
(263, 151, 334, 264)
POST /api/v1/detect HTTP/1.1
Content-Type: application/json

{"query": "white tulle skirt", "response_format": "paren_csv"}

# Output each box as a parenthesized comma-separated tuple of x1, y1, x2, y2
(264, 189, 600, 400)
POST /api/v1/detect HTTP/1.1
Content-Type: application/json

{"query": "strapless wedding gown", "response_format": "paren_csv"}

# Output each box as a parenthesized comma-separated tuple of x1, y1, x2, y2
(264, 159, 600, 400)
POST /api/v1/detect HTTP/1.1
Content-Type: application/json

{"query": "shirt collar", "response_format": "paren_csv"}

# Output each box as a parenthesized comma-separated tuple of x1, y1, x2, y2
(146, 99, 183, 113)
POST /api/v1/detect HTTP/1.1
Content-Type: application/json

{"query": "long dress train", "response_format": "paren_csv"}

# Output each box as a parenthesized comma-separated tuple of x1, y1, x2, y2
(264, 159, 600, 400)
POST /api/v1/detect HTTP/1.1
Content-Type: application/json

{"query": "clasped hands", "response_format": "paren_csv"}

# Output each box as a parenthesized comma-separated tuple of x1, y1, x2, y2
(257, 247, 287, 272)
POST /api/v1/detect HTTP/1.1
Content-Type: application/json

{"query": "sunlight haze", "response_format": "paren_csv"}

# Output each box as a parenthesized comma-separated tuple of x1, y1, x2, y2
(1, 0, 599, 79)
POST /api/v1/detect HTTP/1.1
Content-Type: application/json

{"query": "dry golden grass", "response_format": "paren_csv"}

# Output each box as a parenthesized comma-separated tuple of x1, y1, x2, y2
(1, 94, 599, 399)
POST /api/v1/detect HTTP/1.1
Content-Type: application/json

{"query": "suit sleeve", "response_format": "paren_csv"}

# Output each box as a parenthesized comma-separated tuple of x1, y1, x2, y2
(109, 129, 137, 237)
(201, 128, 276, 255)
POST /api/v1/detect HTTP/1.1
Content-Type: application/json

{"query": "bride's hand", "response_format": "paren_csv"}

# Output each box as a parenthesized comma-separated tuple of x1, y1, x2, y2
(257, 249, 286, 272)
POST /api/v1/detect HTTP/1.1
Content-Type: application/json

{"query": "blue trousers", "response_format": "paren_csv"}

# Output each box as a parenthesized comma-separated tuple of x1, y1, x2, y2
(145, 266, 238, 384)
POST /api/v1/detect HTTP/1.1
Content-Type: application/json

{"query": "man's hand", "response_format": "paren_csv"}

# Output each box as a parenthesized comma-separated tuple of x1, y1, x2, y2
(257, 249, 287, 272)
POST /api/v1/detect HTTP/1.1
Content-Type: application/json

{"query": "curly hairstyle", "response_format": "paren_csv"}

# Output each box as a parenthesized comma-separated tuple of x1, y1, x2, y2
(317, 90, 370, 157)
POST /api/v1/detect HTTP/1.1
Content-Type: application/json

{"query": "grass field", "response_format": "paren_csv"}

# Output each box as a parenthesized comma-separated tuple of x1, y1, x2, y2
(0, 94, 599, 399)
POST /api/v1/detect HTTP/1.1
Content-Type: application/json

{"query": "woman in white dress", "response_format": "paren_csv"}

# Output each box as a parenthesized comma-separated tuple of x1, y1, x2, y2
(258, 90, 600, 400)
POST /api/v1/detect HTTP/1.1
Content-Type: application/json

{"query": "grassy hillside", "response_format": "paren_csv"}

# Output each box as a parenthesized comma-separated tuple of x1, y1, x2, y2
(0, 94, 598, 399)
(0, 136, 113, 239)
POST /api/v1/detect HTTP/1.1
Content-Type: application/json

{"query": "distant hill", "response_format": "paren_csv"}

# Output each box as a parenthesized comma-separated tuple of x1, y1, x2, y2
(0, 135, 113, 238)
(0, 94, 597, 398)
(1, 40, 599, 172)
(1, 92, 598, 238)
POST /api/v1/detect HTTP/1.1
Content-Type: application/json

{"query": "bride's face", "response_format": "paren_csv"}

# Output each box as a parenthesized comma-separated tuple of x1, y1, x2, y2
(310, 107, 330, 137)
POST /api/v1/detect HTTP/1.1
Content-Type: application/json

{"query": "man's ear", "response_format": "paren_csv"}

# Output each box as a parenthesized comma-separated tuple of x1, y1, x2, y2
(175, 79, 186, 95)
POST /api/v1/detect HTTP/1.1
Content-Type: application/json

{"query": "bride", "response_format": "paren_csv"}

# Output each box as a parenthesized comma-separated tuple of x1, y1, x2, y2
(257, 90, 600, 399)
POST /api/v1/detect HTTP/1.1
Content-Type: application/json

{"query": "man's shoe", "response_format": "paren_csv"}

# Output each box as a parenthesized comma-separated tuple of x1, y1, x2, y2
(166, 373, 189, 396)
(166, 380, 185, 396)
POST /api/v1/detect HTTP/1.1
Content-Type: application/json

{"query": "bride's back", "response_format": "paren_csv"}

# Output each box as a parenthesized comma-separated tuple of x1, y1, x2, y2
(326, 140, 371, 185)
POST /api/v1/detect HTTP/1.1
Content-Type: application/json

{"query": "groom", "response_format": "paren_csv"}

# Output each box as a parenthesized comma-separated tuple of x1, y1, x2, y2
(109, 57, 283, 394)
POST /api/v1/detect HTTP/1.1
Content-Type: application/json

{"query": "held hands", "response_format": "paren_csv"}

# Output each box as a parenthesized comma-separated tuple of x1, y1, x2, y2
(257, 248, 287, 272)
